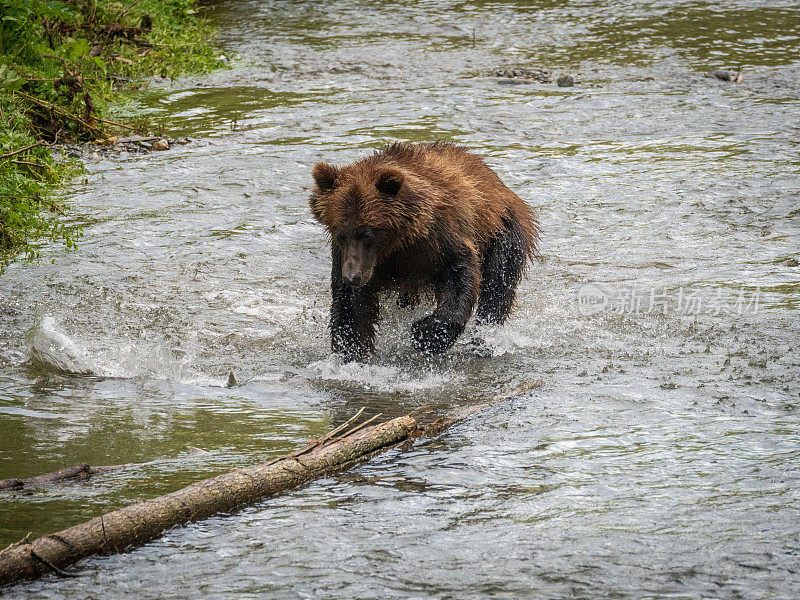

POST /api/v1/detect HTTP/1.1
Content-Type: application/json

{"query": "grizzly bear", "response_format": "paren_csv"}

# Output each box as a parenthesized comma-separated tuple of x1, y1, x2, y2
(309, 142, 538, 361)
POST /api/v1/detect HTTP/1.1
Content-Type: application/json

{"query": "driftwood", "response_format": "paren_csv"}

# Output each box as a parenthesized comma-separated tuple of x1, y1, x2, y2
(0, 412, 418, 586)
(0, 464, 131, 492)
(0, 140, 47, 161)
(15, 90, 101, 133)
(0, 381, 541, 588)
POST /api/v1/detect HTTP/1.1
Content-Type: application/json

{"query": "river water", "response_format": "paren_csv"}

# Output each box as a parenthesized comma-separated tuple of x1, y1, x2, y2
(2, 0, 799, 598)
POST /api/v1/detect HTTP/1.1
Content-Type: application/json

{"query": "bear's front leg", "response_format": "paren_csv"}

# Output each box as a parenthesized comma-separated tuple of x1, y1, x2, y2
(330, 248, 379, 362)
(412, 251, 479, 354)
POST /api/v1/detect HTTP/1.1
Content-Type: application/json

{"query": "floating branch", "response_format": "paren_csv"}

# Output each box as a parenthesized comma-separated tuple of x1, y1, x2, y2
(0, 463, 132, 492)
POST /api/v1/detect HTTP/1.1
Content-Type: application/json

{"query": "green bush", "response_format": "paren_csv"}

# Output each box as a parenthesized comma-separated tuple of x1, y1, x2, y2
(0, 0, 224, 268)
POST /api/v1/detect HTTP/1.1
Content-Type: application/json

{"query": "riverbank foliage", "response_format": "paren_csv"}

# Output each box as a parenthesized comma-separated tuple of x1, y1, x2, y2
(0, 0, 224, 268)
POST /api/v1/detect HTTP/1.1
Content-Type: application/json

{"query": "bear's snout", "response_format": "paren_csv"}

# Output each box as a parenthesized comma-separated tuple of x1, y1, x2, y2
(342, 272, 363, 288)
(342, 258, 372, 288)
(339, 235, 378, 288)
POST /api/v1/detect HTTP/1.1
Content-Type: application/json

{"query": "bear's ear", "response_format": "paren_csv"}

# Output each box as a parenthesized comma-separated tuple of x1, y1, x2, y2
(312, 162, 339, 191)
(376, 169, 404, 197)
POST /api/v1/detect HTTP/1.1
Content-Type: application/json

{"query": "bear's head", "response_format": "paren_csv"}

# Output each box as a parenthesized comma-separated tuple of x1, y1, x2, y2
(309, 161, 422, 288)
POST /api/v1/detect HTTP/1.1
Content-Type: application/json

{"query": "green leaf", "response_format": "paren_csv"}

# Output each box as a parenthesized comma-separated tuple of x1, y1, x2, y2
(40, 1, 76, 22)
(90, 56, 107, 75)
(62, 37, 91, 60)
(0, 64, 25, 91)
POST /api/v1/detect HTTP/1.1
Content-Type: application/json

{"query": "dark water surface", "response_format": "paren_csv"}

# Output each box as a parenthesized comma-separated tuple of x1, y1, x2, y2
(2, 0, 799, 598)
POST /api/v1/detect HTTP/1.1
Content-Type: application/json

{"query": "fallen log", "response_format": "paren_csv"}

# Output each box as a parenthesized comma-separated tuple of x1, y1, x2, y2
(0, 412, 417, 586)
(0, 463, 132, 492)
(0, 380, 541, 588)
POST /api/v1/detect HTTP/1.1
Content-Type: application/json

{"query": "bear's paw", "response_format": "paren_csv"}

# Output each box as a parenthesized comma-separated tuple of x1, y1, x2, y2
(411, 315, 462, 355)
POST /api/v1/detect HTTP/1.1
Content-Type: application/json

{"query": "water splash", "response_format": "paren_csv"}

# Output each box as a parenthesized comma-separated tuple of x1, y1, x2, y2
(26, 315, 97, 376)
(25, 315, 225, 386)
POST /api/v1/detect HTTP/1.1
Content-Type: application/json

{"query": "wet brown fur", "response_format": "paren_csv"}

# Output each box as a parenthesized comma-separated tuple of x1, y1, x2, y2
(310, 141, 539, 360)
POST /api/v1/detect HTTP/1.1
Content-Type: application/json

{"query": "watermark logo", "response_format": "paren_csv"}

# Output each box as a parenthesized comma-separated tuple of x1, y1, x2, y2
(576, 284, 609, 316)
(576, 284, 761, 316)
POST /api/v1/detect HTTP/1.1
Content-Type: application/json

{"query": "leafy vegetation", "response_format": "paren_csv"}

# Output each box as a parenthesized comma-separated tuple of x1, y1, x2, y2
(0, 0, 224, 269)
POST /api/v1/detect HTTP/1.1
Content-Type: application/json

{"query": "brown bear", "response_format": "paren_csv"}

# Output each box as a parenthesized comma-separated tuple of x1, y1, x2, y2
(309, 142, 538, 361)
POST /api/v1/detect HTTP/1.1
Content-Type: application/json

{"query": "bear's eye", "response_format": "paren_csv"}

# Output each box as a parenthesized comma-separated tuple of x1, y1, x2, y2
(336, 233, 347, 244)
(356, 230, 373, 243)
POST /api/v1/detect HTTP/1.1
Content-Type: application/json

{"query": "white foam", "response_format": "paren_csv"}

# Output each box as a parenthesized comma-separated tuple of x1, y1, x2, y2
(466, 325, 538, 357)
(306, 357, 459, 393)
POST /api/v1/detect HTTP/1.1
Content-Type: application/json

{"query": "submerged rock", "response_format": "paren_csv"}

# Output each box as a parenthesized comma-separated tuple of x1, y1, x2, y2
(557, 75, 574, 87)
(491, 67, 552, 83)
(707, 68, 743, 83)
(496, 78, 535, 85)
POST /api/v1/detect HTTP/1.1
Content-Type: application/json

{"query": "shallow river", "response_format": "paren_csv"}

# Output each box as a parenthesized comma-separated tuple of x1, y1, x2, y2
(2, 0, 800, 598)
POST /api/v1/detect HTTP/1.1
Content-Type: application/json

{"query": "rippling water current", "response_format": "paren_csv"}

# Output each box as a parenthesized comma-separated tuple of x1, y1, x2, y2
(2, 1, 800, 598)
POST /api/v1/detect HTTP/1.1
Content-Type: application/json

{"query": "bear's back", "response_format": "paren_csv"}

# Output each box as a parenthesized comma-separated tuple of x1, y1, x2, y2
(380, 142, 537, 255)
(382, 141, 491, 182)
